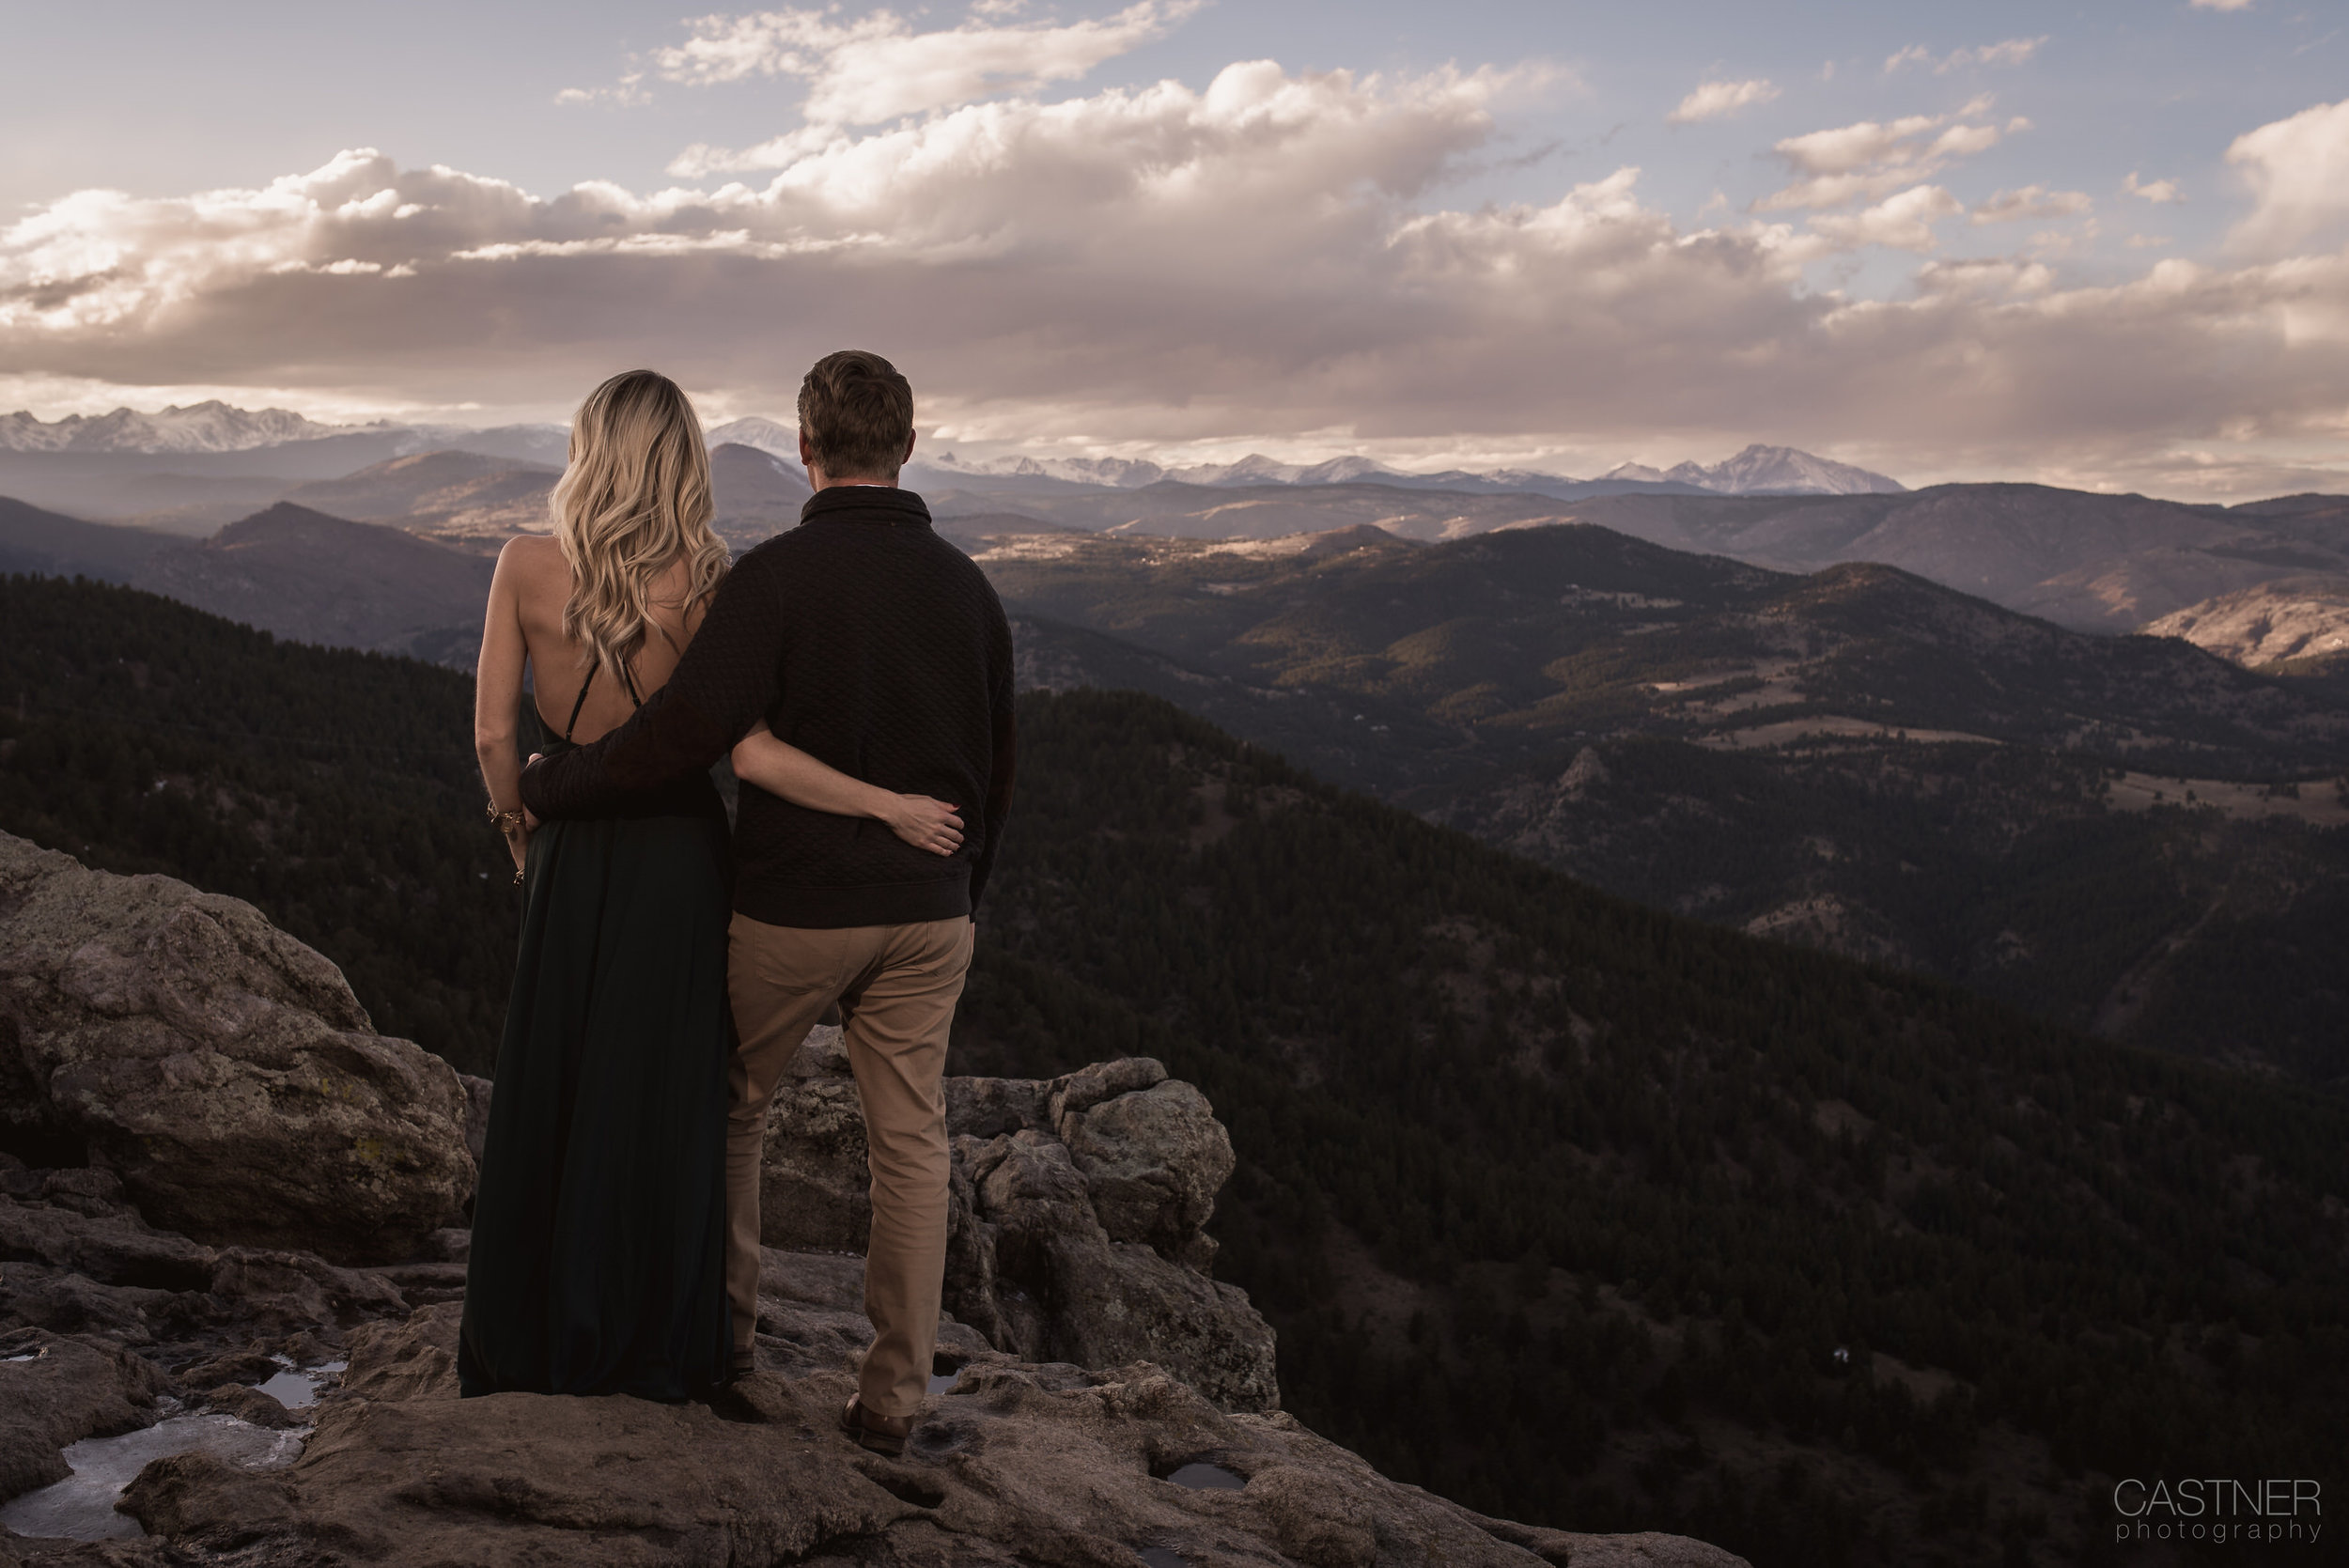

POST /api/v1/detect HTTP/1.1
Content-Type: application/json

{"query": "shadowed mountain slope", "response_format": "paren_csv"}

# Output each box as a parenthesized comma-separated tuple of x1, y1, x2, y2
(0, 496, 493, 662)
(964, 520, 2349, 779)
(0, 496, 179, 581)
(708, 440, 813, 551)
(960, 519, 2349, 1080)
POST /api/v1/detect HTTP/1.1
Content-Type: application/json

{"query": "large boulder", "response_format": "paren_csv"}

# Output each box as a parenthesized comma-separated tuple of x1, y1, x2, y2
(0, 834, 473, 1264)
(1055, 1067, 1234, 1268)
(757, 1042, 1279, 1411)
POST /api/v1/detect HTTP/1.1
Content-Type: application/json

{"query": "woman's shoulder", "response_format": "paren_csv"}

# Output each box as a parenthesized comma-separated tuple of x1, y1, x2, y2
(497, 532, 565, 567)
(494, 533, 569, 587)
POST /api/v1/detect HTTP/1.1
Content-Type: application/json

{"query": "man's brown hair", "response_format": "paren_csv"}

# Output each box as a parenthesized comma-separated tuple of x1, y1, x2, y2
(798, 349, 914, 480)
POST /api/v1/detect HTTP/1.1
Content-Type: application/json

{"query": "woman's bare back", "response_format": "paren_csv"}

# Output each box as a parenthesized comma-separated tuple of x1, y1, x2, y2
(499, 536, 705, 741)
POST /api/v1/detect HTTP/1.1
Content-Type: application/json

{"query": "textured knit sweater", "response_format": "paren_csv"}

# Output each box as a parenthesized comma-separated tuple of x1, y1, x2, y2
(519, 486, 1016, 927)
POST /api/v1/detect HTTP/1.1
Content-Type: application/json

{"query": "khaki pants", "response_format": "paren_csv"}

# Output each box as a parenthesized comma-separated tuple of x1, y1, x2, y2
(726, 912, 974, 1419)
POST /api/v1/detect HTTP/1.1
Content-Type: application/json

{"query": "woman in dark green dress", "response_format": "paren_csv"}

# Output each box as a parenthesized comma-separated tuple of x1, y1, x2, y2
(461, 369, 960, 1402)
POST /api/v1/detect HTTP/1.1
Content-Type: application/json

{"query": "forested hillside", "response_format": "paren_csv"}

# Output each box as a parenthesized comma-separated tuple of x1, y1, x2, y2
(0, 574, 513, 1067)
(976, 522, 2349, 1081)
(3, 574, 2344, 1566)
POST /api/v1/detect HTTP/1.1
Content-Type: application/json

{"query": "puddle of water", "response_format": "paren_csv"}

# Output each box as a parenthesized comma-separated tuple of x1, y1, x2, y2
(3, 1353, 39, 1362)
(1138, 1548, 1190, 1567)
(926, 1367, 961, 1396)
(1166, 1462, 1245, 1491)
(0, 1413, 304, 1542)
(255, 1359, 345, 1410)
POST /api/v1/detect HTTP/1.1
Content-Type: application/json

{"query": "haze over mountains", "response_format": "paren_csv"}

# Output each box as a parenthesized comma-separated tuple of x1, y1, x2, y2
(24, 399, 2348, 644)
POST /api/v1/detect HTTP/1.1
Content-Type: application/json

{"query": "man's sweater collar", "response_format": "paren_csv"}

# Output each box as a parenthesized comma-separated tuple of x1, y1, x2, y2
(799, 485, 933, 528)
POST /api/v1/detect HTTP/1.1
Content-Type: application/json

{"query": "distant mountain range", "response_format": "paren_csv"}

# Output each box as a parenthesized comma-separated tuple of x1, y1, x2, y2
(2, 401, 1902, 499)
(0, 401, 569, 464)
(8, 397, 2349, 662)
(1597, 443, 1905, 495)
(1514, 484, 2349, 631)
(913, 441, 1904, 499)
(0, 401, 346, 454)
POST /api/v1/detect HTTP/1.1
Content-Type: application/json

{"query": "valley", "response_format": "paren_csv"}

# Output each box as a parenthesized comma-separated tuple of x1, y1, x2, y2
(3, 576, 2342, 1568)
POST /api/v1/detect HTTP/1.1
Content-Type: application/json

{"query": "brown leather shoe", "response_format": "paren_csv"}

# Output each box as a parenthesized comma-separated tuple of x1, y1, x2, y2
(840, 1394, 912, 1457)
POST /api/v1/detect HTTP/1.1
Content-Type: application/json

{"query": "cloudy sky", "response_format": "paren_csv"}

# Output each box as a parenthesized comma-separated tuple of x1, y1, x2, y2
(3, 0, 2345, 497)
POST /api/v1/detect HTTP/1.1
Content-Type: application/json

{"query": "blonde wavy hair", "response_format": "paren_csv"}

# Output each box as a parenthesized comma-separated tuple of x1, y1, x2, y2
(550, 369, 729, 685)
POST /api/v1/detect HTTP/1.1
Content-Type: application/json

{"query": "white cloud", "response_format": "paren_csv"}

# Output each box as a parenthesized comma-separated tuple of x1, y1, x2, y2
(2190, 0, 2253, 11)
(555, 73, 650, 109)
(1971, 185, 2092, 224)
(1757, 111, 2007, 210)
(647, 2, 1196, 124)
(1808, 184, 1963, 251)
(2226, 98, 2349, 254)
(2, 69, 2346, 498)
(1950, 38, 2046, 70)
(2125, 171, 2185, 204)
(1884, 38, 2046, 75)
(1666, 78, 1779, 125)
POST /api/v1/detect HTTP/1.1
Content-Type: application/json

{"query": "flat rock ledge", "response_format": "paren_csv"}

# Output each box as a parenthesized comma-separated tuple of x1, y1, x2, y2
(2, 1252, 1748, 1568)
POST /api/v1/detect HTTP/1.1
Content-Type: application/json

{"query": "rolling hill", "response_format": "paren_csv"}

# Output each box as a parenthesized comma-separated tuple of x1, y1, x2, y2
(932, 479, 2349, 634)
(0, 496, 492, 662)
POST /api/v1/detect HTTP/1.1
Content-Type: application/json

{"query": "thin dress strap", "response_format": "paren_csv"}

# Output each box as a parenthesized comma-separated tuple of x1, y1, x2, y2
(562, 663, 597, 742)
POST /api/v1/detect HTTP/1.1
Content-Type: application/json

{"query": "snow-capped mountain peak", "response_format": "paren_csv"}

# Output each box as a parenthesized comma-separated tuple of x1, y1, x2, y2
(1605, 443, 1904, 496)
(703, 416, 800, 459)
(0, 401, 350, 454)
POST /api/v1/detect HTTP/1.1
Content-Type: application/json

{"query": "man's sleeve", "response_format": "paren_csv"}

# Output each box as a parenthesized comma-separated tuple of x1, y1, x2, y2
(521, 552, 786, 820)
(968, 592, 1018, 914)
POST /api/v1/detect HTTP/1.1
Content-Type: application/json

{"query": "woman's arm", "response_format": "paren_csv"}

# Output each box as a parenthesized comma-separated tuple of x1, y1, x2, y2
(474, 542, 532, 874)
(731, 725, 964, 856)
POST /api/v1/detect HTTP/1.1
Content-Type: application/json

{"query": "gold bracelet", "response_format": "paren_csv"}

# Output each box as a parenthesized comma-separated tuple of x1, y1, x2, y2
(487, 802, 526, 835)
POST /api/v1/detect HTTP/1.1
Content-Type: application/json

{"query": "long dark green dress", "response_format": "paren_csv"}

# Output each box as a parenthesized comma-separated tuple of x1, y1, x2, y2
(459, 665, 733, 1402)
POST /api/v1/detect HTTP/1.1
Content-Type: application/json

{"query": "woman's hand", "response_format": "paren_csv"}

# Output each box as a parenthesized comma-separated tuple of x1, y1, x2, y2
(879, 795, 964, 856)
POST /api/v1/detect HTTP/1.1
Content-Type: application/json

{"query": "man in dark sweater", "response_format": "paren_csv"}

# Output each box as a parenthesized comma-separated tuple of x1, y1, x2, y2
(520, 350, 1014, 1452)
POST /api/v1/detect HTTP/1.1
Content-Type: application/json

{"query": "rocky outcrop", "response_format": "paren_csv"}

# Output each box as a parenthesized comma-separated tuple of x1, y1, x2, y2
(759, 1034, 1276, 1412)
(0, 833, 474, 1264)
(0, 838, 1746, 1567)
